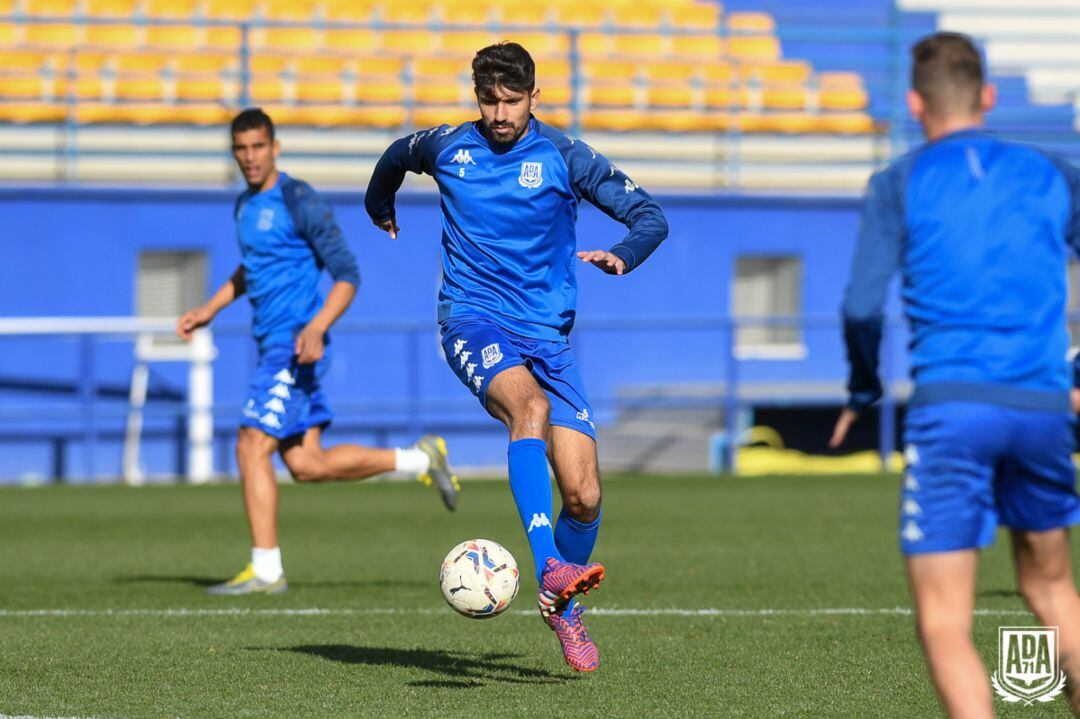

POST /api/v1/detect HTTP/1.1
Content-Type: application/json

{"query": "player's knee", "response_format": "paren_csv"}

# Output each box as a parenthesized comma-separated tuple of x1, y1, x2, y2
(1017, 576, 1070, 619)
(510, 394, 550, 436)
(563, 487, 601, 522)
(236, 428, 275, 463)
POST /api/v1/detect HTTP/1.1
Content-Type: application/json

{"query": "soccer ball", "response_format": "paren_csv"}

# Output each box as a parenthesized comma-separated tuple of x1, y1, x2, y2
(439, 539, 520, 618)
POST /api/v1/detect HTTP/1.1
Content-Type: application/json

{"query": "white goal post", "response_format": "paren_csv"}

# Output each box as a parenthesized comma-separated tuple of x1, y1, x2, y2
(0, 317, 217, 484)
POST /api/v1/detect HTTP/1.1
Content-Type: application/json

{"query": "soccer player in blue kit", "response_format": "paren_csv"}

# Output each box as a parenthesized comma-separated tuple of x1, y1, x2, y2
(831, 34, 1080, 717)
(365, 43, 668, 671)
(177, 109, 459, 595)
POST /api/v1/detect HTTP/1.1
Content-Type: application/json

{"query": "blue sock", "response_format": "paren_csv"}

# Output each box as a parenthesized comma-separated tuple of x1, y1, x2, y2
(507, 438, 562, 582)
(554, 507, 602, 615)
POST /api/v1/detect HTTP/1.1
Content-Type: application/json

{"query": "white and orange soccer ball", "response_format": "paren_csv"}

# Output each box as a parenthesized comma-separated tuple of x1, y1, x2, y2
(438, 539, 520, 618)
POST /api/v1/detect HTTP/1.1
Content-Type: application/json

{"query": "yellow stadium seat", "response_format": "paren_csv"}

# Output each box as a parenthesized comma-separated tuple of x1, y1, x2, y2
(496, 5, 551, 27)
(502, 32, 570, 58)
(250, 54, 290, 73)
(24, 24, 82, 49)
(323, 1, 376, 23)
(535, 59, 572, 81)
(0, 0, 16, 16)
(204, 26, 241, 50)
(355, 57, 405, 78)
(701, 64, 733, 84)
(250, 76, 286, 102)
(538, 82, 572, 106)
(204, 0, 258, 20)
(671, 35, 721, 61)
(584, 84, 637, 108)
(443, 2, 494, 25)
(254, 28, 322, 52)
(115, 52, 171, 73)
(381, 30, 439, 56)
(354, 81, 406, 104)
(614, 6, 664, 29)
(54, 75, 109, 100)
(295, 56, 352, 75)
(176, 53, 236, 73)
(24, 0, 77, 17)
(115, 77, 168, 101)
(704, 86, 750, 109)
(0, 76, 50, 99)
(614, 33, 669, 59)
(539, 107, 571, 129)
(146, 25, 203, 50)
(0, 104, 67, 123)
(670, 4, 720, 31)
(819, 73, 869, 111)
(727, 12, 776, 34)
(263, 0, 317, 20)
(295, 77, 346, 104)
(380, 3, 435, 24)
(645, 62, 696, 82)
(324, 29, 381, 54)
(582, 60, 638, 81)
(727, 36, 781, 62)
(0, 23, 22, 46)
(742, 60, 811, 84)
(144, 0, 200, 18)
(77, 103, 231, 125)
(176, 77, 235, 102)
(553, 5, 606, 28)
(817, 112, 875, 134)
(442, 32, 497, 57)
(85, 24, 144, 49)
(578, 33, 615, 59)
(413, 105, 474, 128)
(0, 51, 53, 72)
(85, 0, 139, 16)
(70, 52, 111, 72)
(415, 83, 468, 106)
(647, 85, 697, 109)
(414, 57, 467, 81)
(760, 85, 809, 110)
(589, 109, 722, 133)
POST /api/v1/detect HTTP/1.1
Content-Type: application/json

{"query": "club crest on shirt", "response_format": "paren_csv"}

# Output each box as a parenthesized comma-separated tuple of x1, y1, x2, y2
(257, 208, 274, 231)
(518, 161, 543, 189)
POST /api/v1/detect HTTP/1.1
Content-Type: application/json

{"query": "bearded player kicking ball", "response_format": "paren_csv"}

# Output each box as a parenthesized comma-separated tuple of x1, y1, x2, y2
(365, 43, 668, 671)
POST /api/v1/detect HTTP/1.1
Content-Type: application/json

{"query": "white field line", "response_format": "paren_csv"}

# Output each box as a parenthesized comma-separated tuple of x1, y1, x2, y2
(0, 607, 1034, 619)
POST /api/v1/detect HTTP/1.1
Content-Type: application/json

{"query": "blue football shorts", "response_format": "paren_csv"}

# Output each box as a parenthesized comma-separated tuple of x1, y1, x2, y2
(900, 400, 1080, 555)
(439, 315, 596, 440)
(238, 343, 333, 440)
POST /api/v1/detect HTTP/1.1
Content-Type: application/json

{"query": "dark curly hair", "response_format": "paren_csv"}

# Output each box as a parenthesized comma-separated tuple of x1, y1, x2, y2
(472, 42, 535, 95)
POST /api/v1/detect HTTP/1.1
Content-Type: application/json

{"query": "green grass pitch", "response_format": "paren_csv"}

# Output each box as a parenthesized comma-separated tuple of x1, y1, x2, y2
(0, 474, 1075, 718)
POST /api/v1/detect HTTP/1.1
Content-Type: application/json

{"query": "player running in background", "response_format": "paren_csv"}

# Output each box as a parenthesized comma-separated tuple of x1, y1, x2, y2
(177, 108, 459, 596)
(831, 33, 1080, 717)
(365, 43, 668, 671)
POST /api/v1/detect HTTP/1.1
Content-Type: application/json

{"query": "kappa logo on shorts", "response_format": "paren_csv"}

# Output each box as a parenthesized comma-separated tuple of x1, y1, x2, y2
(466, 362, 477, 379)
(472, 375, 484, 391)
(453, 338, 467, 357)
(459, 350, 472, 369)
(901, 520, 924, 543)
(259, 412, 282, 430)
(481, 343, 503, 369)
(263, 398, 286, 414)
(519, 161, 543, 188)
(575, 408, 596, 430)
(273, 369, 295, 386)
(269, 383, 291, 400)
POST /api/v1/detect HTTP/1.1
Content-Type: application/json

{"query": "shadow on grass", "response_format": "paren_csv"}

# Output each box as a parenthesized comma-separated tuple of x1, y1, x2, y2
(114, 575, 426, 590)
(268, 644, 576, 687)
(977, 588, 1020, 599)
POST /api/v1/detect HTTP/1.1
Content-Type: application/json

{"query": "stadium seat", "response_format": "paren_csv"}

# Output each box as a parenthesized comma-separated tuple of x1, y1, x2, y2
(295, 77, 347, 104)
(412, 104, 474, 128)
(355, 56, 405, 79)
(553, 4, 605, 28)
(669, 4, 721, 31)
(176, 77, 235, 103)
(380, 30, 438, 56)
(144, 0, 200, 19)
(0, 103, 67, 122)
(23, 0, 78, 17)
(0, 76, 50, 100)
(535, 59, 572, 82)
(176, 53, 236, 74)
(579, 33, 616, 59)
(728, 36, 782, 63)
(0, 50, 53, 72)
(145, 25, 203, 50)
(442, 32, 497, 58)
(503, 32, 570, 59)
(294, 56, 352, 75)
(76, 103, 230, 125)
(701, 64, 734, 84)
(582, 60, 639, 81)
(204, 26, 241, 51)
(267, 104, 407, 128)
(414, 57, 467, 80)
(263, 0, 318, 21)
(115, 52, 171, 73)
(84, 24, 144, 49)
(324, 29, 381, 54)
(354, 81, 406, 104)
(71, 52, 111, 72)
(496, 5, 551, 28)
(584, 84, 638, 108)
(250, 55, 290, 73)
(67, 76, 108, 100)
(442, 2, 493, 25)
(646, 85, 699, 109)
(0, 23, 22, 46)
(204, 0, 258, 21)
(818, 72, 869, 111)
(673, 35, 723, 62)
(24, 24, 82, 49)
(582, 109, 717, 133)
(380, 3, 435, 24)
(255, 28, 322, 53)
(760, 86, 810, 111)
(614, 34, 670, 59)
(617, 6, 665, 29)
(538, 82, 572, 106)
(250, 77, 287, 103)
(727, 12, 777, 34)
(704, 86, 749, 109)
(115, 77, 168, 101)
(645, 62, 697, 83)
(85, 0, 140, 17)
(322, 1, 377, 23)
(742, 61, 811, 84)
(415, 82, 467, 105)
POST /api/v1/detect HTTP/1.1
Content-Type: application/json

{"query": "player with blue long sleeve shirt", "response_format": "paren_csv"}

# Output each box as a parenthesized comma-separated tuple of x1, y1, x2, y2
(366, 44, 668, 672)
(831, 34, 1080, 717)
(177, 109, 458, 597)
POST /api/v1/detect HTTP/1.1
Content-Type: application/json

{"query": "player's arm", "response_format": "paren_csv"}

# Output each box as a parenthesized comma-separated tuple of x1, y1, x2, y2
(289, 184, 361, 363)
(364, 125, 448, 239)
(830, 168, 905, 448)
(569, 143, 669, 275)
(176, 265, 244, 341)
(1054, 158, 1080, 410)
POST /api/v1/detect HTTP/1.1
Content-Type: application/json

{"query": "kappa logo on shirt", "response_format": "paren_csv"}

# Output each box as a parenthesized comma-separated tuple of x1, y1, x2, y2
(449, 148, 476, 165)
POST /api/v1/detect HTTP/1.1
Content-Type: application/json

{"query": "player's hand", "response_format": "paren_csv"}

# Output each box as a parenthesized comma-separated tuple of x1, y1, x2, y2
(375, 216, 400, 240)
(577, 250, 626, 275)
(294, 323, 326, 364)
(1071, 388, 1080, 414)
(829, 407, 860, 449)
(176, 306, 213, 341)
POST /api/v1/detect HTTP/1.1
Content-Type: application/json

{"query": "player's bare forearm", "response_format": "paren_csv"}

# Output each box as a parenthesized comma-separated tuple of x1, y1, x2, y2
(177, 265, 245, 340)
(308, 281, 355, 333)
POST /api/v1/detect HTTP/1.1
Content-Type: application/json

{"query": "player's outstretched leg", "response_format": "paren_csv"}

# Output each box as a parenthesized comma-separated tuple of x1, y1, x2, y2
(412, 434, 461, 511)
(206, 561, 288, 595)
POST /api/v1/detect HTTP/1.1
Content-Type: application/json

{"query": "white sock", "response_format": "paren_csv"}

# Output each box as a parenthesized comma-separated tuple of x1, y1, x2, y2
(251, 546, 283, 583)
(395, 447, 431, 475)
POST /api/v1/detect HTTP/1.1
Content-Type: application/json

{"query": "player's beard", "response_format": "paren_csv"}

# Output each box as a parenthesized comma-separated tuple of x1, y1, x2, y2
(485, 119, 527, 145)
